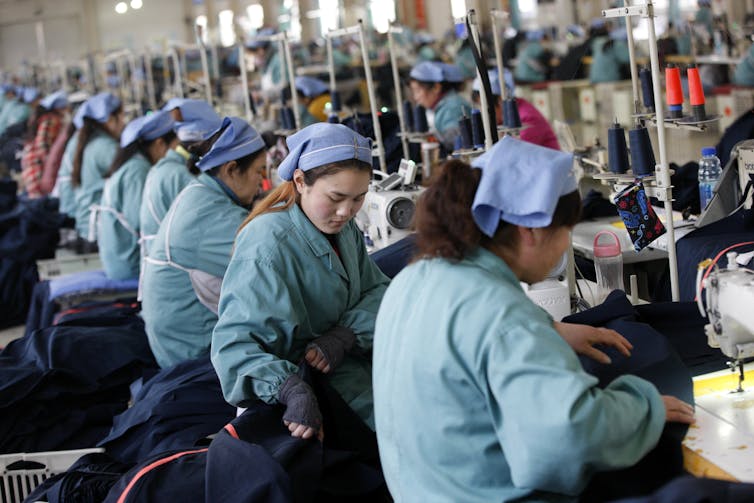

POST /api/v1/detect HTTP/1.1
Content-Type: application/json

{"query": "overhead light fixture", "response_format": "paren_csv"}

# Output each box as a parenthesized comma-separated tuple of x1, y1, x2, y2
(115, 2, 128, 14)
(130, 0, 143, 9)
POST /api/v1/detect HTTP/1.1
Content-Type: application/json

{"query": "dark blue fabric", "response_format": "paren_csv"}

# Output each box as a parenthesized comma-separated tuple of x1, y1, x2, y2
(582, 189, 618, 220)
(341, 112, 402, 173)
(715, 107, 754, 168)
(0, 309, 157, 453)
(609, 474, 754, 503)
(654, 208, 754, 302)
(24, 279, 55, 337)
(23, 452, 132, 503)
(98, 357, 235, 464)
(0, 179, 17, 213)
(370, 234, 417, 279)
(564, 291, 692, 502)
(0, 196, 68, 328)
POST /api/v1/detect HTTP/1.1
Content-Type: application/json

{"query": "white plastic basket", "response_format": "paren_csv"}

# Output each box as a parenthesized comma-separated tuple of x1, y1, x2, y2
(0, 448, 103, 503)
(36, 253, 101, 281)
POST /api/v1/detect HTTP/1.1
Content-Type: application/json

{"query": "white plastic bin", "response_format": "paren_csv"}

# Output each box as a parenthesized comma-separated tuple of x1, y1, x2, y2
(0, 448, 103, 503)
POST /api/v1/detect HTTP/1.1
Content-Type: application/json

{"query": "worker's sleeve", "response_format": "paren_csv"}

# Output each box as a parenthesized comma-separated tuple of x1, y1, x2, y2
(123, 166, 146, 236)
(485, 321, 666, 495)
(211, 257, 300, 407)
(337, 226, 390, 352)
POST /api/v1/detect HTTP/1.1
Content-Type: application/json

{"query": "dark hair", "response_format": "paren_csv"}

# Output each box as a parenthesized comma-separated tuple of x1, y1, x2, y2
(414, 159, 581, 261)
(25, 105, 51, 142)
(186, 126, 270, 177)
(71, 106, 122, 187)
(106, 130, 177, 177)
(240, 158, 373, 232)
(410, 78, 463, 94)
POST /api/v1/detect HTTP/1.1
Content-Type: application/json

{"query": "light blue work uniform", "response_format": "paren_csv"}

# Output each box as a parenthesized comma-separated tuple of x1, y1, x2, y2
(514, 41, 548, 83)
(0, 99, 30, 135)
(74, 133, 119, 239)
(454, 44, 476, 79)
(734, 44, 754, 87)
(55, 133, 79, 217)
(96, 154, 151, 279)
(433, 91, 471, 151)
(589, 38, 631, 84)
(139, 147, 193, 258)
(141, 174, 248, 368)
(373, 247, 666, 502)
(211, 203, 390, 428)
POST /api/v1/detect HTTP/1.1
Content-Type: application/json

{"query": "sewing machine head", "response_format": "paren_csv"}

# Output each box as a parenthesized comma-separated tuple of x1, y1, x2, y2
(703, 255, 754, 391)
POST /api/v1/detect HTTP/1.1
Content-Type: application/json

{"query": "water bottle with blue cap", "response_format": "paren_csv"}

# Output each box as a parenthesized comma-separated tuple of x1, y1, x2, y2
(698, 146, 721, 211)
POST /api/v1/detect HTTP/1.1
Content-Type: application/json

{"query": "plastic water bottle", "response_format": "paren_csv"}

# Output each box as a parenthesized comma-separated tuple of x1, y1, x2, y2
(593, 230, 624, 304)
(698, 146, 722, 211)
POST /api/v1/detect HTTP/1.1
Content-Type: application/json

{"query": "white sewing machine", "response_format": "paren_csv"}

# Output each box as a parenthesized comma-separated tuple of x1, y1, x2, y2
(356, 160, 424, 251)
(702, 254, 754, 392)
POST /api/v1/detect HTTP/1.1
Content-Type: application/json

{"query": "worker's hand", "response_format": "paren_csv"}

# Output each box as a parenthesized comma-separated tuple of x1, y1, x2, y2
(277, 375, 323, 441)
(553, 321, 633, 364)
(305, 326, 356, 374)
(662, 395, 695, 424)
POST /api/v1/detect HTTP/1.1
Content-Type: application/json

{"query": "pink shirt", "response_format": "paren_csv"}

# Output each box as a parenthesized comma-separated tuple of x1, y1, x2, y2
(517, 98, 561, 151)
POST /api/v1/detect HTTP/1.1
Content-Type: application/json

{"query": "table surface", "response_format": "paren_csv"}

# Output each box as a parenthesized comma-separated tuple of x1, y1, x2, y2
(683, 364, 754, 482)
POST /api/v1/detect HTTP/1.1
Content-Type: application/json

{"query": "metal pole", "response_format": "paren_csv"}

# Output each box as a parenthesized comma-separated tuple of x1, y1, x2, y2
(238, 44, 253, 121)
(388, 25, 410, 159)
(168, 47, 184, 99)
(624, 0, 641, 115)
(357, 20, 387, 172)
(491, 10, 508, 100)
(469, 10, 494, 150)
(326, 35, 336, 98)
(143, 48, 157, 110)
(646, 0, 680, 301)
(283, 33, 300, 129)
(195, 25, 214, 104)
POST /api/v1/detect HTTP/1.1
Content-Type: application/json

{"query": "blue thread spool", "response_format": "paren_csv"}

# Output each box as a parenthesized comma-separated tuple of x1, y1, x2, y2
(282, 107, 296, 130)
(458, 115, 473, 149)
(453, 135, 463, 151)
(629, 126, 656, 176)
(327, 113, 340, 124)
(280, 88, 290, 106)
(278, 107, 289, 129)
(639, 67, 654, 112)
(414, 105, 429, 133)
(403, 100, 414, 133)
(330, 90, 342, 112)
(503, 98, 521, 128)
(471, 109, 485, 149)
(607, 122, 630, 174)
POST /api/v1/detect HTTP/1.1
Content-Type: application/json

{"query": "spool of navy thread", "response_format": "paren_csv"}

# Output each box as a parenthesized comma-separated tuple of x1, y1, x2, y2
(403, 100, 415, 133)
(639, 67, 655, 112)
(471, 109, 485, 148)
(503, 98, 522, 128)
(414, 105, 429, 133)
(607, 122, 630, 174)
(458, 116, 473, 149)
(327, 113, 340, 124)
(453, 135, 463, 151)
(284, 107, 296, 130)
(330, 90, 342, 112)
(629, 126, 656, 176)
(279, 107, 290, 129)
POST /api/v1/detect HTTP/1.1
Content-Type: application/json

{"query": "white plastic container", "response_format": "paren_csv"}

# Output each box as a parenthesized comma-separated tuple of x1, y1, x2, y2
(593, 230, 624, 304)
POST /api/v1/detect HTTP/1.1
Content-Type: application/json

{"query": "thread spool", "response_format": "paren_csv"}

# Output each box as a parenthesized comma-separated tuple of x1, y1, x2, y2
(278, 107, 289, 129)
(607, 122, 630, 174)
(665, 64, 684, 119)
(282, 107, 296, 130)
(280, 88, 290, 106)
(628, 126, 656, 176)
(458, 115, 473, 149)
(503, 98, 522, 128)
(687, 64, 706, 121)
(403, 100, 415, 133)
(453, 135, 463, 152)
(639, 67, 655, 112)
(327, 113, 340, 124)
(414, 105, 429, 133)
(471, 108, 485, 149)
(330, 90, 342, 112)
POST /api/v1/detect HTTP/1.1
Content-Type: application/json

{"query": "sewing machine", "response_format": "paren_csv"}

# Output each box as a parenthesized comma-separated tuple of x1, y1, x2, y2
(356, 160, 424, 251)
(702, 256, 754, 392)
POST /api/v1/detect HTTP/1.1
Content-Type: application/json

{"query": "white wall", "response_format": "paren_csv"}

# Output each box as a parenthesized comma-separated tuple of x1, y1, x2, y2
(97, 0, 190, 51)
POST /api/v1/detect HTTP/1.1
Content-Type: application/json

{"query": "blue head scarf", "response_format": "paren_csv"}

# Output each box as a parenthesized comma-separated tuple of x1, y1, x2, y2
(295, 76, 329, 98)
(120, 110, 175, 147)
(78, 92, 121, 124)
(473, 69, 515, 96)
(410, 61, 445, 83)
(471, 136, 576, 235)
(196, 117, 266, 172)
(277, 123, 372, 181)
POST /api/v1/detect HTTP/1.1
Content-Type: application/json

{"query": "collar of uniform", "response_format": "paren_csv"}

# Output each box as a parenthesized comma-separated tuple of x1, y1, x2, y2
(288, 203, 334, 258)
(173, 146, 191, 161)
(463, 246, 522, 289)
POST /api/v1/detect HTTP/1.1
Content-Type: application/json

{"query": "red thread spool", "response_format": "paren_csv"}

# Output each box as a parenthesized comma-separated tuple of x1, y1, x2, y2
(665, 65, 684, 118)
(687, 64, 707, 121)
